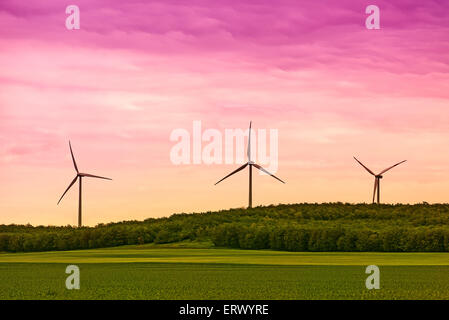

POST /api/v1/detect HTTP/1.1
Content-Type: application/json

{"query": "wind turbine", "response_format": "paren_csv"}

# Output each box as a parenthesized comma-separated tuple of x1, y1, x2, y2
(215, 122, 285, 208)
(58, 141, 112, 227)
(353, 157, 406, 204)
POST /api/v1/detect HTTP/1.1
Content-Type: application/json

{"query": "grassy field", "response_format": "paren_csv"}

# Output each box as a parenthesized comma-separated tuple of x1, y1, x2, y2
(1, 243, 449, 299)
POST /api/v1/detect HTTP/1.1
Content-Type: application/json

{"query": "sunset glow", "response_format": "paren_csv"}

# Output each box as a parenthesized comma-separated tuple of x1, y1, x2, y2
(1, 0, 449, 226)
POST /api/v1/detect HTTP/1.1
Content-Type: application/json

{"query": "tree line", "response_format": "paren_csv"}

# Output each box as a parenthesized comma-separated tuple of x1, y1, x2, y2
(1, 203, 449, 252)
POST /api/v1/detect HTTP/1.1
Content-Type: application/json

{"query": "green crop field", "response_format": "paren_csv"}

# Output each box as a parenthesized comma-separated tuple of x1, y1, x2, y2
(1, 243, 449, 299)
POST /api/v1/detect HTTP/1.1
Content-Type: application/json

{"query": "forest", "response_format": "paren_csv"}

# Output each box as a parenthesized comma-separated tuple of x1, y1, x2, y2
(1, 203, 449, 253)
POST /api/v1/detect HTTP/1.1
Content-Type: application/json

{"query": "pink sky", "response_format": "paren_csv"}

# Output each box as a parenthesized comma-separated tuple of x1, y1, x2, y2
(1, 0, 449, 226)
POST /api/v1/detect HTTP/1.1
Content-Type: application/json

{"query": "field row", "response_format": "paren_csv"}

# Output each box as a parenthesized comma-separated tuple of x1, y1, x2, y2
(1, 263, 448, 299)
(2, 245, 449, 265)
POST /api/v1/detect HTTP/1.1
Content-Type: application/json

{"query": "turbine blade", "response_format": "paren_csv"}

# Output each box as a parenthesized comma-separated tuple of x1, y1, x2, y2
(353, 157, 375, 176)
(69, 141, 79, 173)
(247, 121, 252, 162)
(379, 160, 407, 175)
(215, 163, 248, 185)
(79, 173, 112, 180)
(372, 178, 378, 203)
(57, 176, 78, 204)
(252, 163, 285, 184)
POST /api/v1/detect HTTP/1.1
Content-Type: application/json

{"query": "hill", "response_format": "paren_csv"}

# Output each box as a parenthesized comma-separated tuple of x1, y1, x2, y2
(1, 203, 449, 253)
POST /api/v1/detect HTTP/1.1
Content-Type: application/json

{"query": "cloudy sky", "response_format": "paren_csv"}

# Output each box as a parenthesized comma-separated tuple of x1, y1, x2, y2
(1, 0, 448, 226)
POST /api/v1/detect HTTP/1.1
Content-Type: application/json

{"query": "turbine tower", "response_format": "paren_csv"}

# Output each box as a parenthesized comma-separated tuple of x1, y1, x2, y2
(58, 141, 112, 227)
(353, 157, 406, 204)
(215, 122, 285, 208)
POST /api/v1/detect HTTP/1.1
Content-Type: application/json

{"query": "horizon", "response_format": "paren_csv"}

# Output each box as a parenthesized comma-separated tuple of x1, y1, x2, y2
(1, 0, 449, 226)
